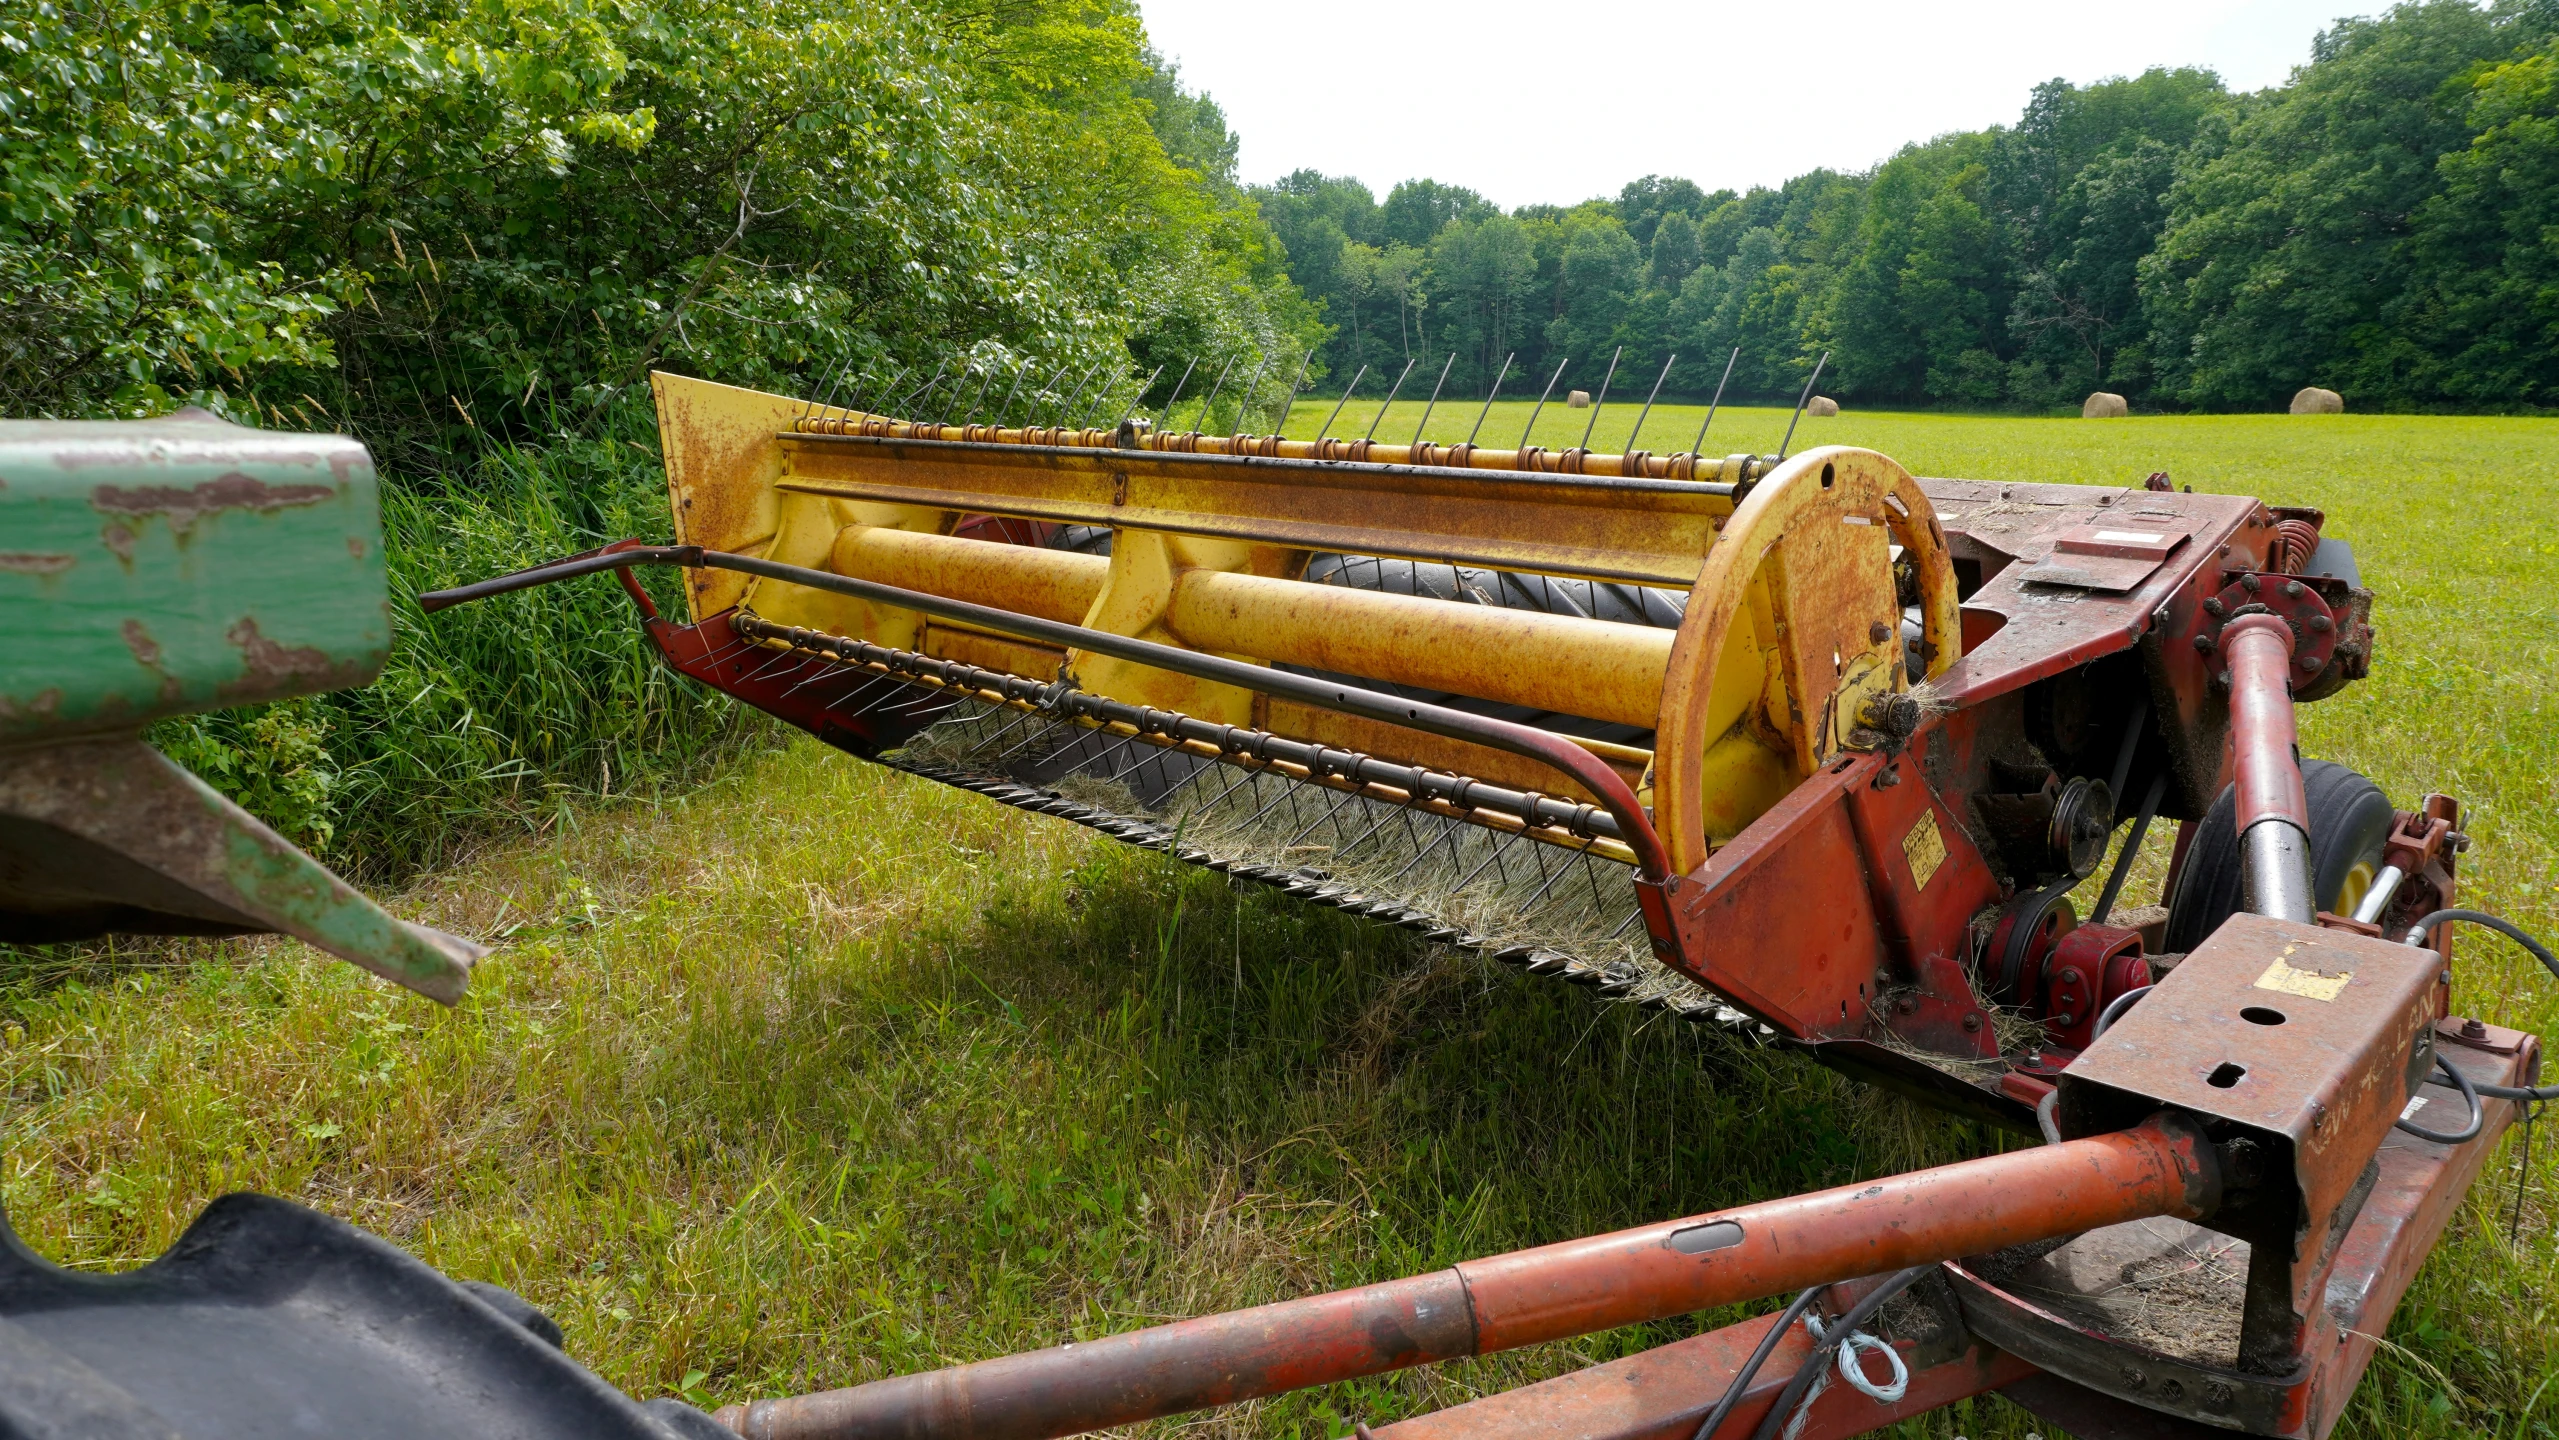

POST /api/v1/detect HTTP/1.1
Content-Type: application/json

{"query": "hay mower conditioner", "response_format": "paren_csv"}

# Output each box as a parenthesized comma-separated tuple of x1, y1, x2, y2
(426, 372, 2553, 1440)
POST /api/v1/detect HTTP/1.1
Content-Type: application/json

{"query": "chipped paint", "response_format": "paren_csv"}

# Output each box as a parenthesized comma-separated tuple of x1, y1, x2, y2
(0, 553, 73, 576)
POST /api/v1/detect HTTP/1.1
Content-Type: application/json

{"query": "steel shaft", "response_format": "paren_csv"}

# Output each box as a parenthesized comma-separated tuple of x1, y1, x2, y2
(712, 1118, 2216, 1440)
(2221, 612, 2316, 921)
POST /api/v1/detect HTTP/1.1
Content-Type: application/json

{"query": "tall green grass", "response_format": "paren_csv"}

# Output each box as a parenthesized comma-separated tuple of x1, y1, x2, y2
(156, 415, 764, 877)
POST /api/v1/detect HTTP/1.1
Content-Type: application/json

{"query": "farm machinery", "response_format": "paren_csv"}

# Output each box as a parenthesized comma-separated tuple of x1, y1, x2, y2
(1, 374, 2552, 1439)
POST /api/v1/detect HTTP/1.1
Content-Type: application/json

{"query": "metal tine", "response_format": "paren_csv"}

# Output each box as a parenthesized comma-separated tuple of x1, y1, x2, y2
(1625, 352, 1677, 454)
(1112, 364, 1167, 431)
(936, 360, 983, 427)
(1012, 359, 1064, 428)
(1228, 355, 1268, 436)
(858, 365, 908, 422)
(1189, 356, 1235, 433)
(1465, 352, 1515, 446)
(1409, 352, 1456, 445)
(1689, 347, 1740, 455)
(1777, 349, 1831, 461)
(1054, 362, 1103, 426)
(1078, 364, 1130, 428)
(1316, 364, 1368, 438)
(1577, 345, 1623, 452)
(1362, 356, 1418, 441)
(1517, 356, 1570, 449)
(992, 359, 1031, 429)
(1271, 353, 1313, 436)
(954, 359, 997, 426)
(799, 351, 849, 424)
(1155, 358, 1200, 431)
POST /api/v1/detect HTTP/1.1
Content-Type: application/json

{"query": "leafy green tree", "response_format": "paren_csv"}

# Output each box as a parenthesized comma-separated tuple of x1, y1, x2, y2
(2140, 1, 2521, 407)
(1616, 174, 1714, 247)
(1377, 179, 1494, 251)
(1424, 214, 1539, 393)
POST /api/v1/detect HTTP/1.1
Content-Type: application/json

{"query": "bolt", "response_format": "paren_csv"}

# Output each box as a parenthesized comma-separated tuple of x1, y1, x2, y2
(1870, 620, 1891, 644)
(2463, 1017, 2488, 1039)
(1962, 1012, 1984, 1033)
(2309, 614, 2332, 632)
(1895, 996, 1918, 1015)
(2192, 633, 2214, 652)
(2298, 654, 2322, 673)
(2159, 1379, 2185, 1403)
(2240, 573, 2261, 593)
(2203, 597, 2226, 618)
(2204, 1381, 2235, 1410)
(2121, 1364, 2147, 1387)
(2153, 605, 2172, 628)
(2058, 967, 2083, 988)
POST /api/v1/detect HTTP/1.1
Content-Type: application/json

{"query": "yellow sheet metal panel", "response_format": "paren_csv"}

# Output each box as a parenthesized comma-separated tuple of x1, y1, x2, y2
(775, 436, 1730, 587)
(652, 371, 806, 621)
(1167, 568, 1675, 731)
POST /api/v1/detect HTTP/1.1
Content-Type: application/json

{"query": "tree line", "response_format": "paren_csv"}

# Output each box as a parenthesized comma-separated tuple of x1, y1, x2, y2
(1, 0, 1319, 459)
(1255, 0, 2559, 414)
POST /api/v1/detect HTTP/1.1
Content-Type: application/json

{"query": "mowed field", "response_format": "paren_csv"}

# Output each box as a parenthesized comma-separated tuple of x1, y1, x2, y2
(6, 405, 2557, 1438)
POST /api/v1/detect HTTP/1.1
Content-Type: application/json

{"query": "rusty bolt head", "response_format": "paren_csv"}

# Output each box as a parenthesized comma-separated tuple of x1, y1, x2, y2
(2203, 597, 2226, 618)
(2192, 633, 2214, 652)
(2309, 614, 2332, 632)
(2463, 1017, 2488, 1039)
(2298, 654, 2322, 673)
(1962, 1012, 1984, 1033)
(1869, 620, 1892, 645)
(2284, 579, 2304, 597)
(2240, 573, 2261, 593)
(1895, 995, 1918, 1015)
(2205, 1380, 2235, 1409)
(2121, 1364, 2147, 1387)
(2159, 1379, 2185, 1403)
(2057, 967, 2083, 988)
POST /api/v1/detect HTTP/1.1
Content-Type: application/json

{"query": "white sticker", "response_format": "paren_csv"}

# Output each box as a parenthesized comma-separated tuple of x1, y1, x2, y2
(2400, 1096, 2429, 1121)
(2092, 529, 2169, 545)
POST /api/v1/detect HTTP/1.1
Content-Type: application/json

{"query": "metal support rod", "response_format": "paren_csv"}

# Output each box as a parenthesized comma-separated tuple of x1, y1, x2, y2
(1411, 352, 1456, 444)
(2352, 864, 2409, 925)
(1689, 348, 1740, 454)
(1578, 346, 1623, 451)
(1518, 357, 1570, 449)
(416, 543, 1671, 878)
(1466, 353, 1515, 445)
(1776, 352, 1829, 461)
(1316, 364, 1369, 438)
(708, 1118, 2216, 1440)
(1365, 357, 1419, 441)
(1625, 352, 1677, 453)
(2220, 613, 2315, 922)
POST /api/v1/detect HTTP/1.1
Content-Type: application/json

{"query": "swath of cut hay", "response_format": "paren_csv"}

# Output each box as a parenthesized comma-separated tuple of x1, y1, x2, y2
(885, 696, 1738, 1021)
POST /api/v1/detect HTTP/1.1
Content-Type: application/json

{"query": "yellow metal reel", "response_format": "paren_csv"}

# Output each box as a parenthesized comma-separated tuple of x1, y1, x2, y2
(1652, 447, 1962, 876)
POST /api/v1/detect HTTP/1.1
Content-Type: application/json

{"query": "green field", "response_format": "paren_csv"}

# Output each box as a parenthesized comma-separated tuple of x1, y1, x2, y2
(6, 409, 2558, 1438)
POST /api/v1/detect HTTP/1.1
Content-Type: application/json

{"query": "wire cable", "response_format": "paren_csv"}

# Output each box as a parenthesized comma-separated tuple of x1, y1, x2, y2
(2404, 910, 2559, 1101)
(1685, 1286, 1826, 1440)
(2395, 1051, 2485, 1144)
(1747, 1267, 1933, 1440)
(2092, 984, 2153, 1040)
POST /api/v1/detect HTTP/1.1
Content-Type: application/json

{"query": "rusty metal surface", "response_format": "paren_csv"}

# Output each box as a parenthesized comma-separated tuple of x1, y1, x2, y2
(1368, 1296, 2036, 1440)
(777, 434, 1734, 587)
(1963, 1029, 2531, 1437)
(710, 1121, 2210, 1440)
(0, 738, 479, 1000)
(0, 412, 387, 744)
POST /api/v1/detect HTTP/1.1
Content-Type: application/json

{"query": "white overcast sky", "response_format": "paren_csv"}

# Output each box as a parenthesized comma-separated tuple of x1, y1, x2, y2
(1136, 0, 2384, 209)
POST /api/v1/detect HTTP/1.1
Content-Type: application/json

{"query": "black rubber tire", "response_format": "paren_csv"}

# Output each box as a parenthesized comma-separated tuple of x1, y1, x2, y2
(2163, 761, 2397, 952)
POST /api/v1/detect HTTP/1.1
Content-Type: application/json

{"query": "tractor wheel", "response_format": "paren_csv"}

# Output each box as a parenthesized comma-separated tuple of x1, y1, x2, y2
(2162, 761, 2397, 952)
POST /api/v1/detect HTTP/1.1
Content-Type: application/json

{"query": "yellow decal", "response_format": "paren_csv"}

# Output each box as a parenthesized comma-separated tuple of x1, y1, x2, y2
(2255, 945, 2352, 1003)
(1902, 811, 1947, 890)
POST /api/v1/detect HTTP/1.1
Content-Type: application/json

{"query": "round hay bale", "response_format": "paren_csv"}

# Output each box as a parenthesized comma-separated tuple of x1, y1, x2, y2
(1565, 389, 1592, 408)
(1806, 395, 1839, 417)
(2082, 391, 2128, 419)
(2290, 386, 2344, 415)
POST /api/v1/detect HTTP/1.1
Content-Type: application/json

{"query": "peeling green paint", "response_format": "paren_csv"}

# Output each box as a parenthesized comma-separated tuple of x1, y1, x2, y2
(0, 412, 389, 744)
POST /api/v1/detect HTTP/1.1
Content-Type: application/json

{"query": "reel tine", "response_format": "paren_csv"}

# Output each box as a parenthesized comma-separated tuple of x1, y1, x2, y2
(1690, 346, 1740, 455)
(1363, 356, 1417, 441)
(1578, 345, 1622, 452)
(1317, 364, 1367, 439)
(1518, 356, 1569, 450)
(1778, 349, 1830, 460)
(1465, 352, 1514, 446)
(1410, 352, 1456, 446)
(1192, 356, 1235, 433)
(1626, 352, 1677, 454)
